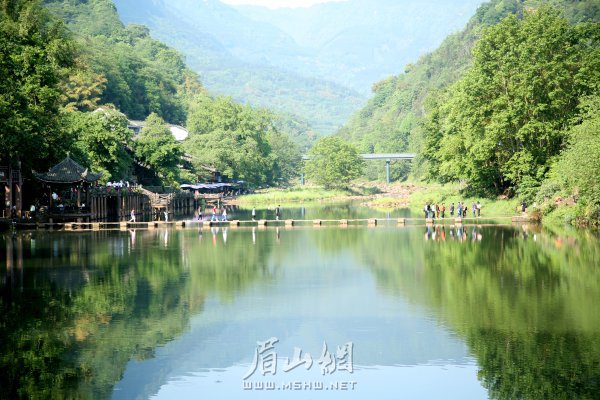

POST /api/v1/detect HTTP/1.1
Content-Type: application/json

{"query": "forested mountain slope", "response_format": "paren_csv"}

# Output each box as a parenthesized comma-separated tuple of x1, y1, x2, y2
(339, 0, 600, 180)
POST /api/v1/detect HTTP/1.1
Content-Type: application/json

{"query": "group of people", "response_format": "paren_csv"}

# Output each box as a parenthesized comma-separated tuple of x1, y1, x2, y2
(192, 206, 228, 222)
(106, 180, 131, 188)
(424, 201, 482, 219)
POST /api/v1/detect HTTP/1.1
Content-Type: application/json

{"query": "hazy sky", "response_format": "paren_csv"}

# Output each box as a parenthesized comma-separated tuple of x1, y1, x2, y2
(220, 0, 347, 9)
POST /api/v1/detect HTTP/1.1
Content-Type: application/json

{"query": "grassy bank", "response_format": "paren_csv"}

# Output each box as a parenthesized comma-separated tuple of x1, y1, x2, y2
(407, 183, 520, 217)
(235, 187, 350, 206)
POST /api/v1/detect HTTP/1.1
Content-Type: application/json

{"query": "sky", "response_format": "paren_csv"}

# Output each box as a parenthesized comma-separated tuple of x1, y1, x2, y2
(220, 0, 348, 9)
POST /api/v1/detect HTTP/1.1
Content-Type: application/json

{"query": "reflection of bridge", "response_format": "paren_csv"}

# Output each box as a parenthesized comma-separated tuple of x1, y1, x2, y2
(301, 153, 416, 184)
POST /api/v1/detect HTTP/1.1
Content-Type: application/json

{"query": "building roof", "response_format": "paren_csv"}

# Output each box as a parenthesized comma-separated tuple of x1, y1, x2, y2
(34, 156, 102, 184)
(127, 120, 189, 141)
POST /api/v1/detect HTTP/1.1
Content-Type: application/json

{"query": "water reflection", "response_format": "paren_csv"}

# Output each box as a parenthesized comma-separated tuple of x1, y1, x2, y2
(0, 225, 598, 399)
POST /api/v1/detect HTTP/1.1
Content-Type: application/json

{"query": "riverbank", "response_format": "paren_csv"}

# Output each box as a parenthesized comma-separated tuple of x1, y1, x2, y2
(230, 182, 519, 218)
(230, 184, 389, 207)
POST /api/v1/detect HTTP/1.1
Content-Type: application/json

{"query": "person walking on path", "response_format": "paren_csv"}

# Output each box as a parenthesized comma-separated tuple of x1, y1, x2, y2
(472, 202, 477, 218)
(211, 206, 218, 221)
(221, 208, 228, 221)
(423, 204, 428, 219)
(441, 203, 446, 219)
(450, 203, 455, 217)
(129, 209, 136, 223)
(457, 202, 462, 218)
(252, 207, 256, 221)
(476, 201, 481, 217)
(435, 203, 440, 218)
(275, 205, 281, 221)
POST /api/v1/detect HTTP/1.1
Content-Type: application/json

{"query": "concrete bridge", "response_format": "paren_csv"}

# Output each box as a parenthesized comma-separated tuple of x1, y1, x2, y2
(301, 153, 416, 184)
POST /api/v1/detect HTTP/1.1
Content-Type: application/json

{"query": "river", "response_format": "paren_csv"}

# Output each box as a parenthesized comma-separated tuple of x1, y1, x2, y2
(1, 206, 598, 399)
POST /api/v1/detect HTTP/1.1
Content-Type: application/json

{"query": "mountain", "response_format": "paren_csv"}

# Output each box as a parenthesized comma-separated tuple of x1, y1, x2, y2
(338, 0, 600, 180)
(112, 0, 483, 134)
(113, 0, 365, 134)
(234, 0, 483, 93)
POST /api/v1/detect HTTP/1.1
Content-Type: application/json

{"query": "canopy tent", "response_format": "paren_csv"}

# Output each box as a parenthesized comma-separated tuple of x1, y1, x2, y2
(180, 183, 236, 190)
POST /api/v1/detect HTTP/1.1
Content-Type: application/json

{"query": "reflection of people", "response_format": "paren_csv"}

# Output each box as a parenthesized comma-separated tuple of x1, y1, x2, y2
(211, 227, 218, 246)
(164, 210, 168, 222)
(276, 227, 280, 243)
(129, 229, 136, 249)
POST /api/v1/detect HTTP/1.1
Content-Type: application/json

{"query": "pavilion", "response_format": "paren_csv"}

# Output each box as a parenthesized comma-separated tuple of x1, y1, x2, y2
(34, 156, 102, 214)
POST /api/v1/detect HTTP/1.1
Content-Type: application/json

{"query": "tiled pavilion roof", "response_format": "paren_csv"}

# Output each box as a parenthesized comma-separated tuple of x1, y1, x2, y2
(34, 156, 102, 184)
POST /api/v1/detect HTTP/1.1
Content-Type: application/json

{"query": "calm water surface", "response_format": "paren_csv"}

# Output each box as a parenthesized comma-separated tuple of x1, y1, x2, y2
(1, 208, 599, 399)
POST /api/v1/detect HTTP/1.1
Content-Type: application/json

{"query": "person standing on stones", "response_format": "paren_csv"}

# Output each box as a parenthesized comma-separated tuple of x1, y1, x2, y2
(450, 203, 455, 217)
(275, 205, 281, 221)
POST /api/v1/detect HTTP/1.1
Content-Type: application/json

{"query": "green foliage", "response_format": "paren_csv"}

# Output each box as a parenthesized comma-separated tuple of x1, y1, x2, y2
(0, 0, 76, 170)
(542, 95, 600, 222)
(134, 113, 183, 185)
(340, 0, 600, 183)
(267, 130, 302, 184)
(423, 7, 599, 196)
(66, 107, 132, 181)
(185, 95, 301, 186)
(44, 0, 205, 124)
(304, 136, 364, 189)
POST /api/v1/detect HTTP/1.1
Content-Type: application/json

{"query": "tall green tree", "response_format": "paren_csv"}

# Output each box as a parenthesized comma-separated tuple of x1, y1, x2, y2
(304, 136, 364, 189)
(186, 95, 300, 186)
(267, 130, 302, 184)
(66, 108, 132, 181)
(0, 0, 76, 170)
(134, 113, 183, 184)
(548, 95, 600, 220)
(423, 7, 599, 195)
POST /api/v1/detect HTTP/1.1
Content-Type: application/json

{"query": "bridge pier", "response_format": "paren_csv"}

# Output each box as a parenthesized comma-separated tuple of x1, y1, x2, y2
(386, 159, 390, 184)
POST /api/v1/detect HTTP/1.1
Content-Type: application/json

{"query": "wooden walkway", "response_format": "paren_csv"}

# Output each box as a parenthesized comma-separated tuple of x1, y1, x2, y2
(6, 215, 532, 231)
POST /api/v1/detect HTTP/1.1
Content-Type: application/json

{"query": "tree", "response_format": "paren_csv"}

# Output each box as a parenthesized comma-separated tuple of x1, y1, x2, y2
(304, 136, 364, 189)
(267, 130, 302, 184)
(549, 95, 600, 220)
(185, 95, 300, 186)
(0, 0, 76, 170)
(134, 113, 183, 184)
(423, 7, 599, 195)
(66, 107, 133, 181)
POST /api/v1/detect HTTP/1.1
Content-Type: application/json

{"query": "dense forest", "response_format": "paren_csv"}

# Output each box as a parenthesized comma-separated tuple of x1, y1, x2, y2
(339, 0, 600, 222)
(0, 0, 302, 189)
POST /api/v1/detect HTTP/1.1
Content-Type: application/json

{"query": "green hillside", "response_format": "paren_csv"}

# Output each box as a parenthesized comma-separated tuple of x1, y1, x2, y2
(234, 0, 482, 94)
(339, 0, 600, 182)
(113, 0, 366, 135)
(43, 0, 203, 124)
